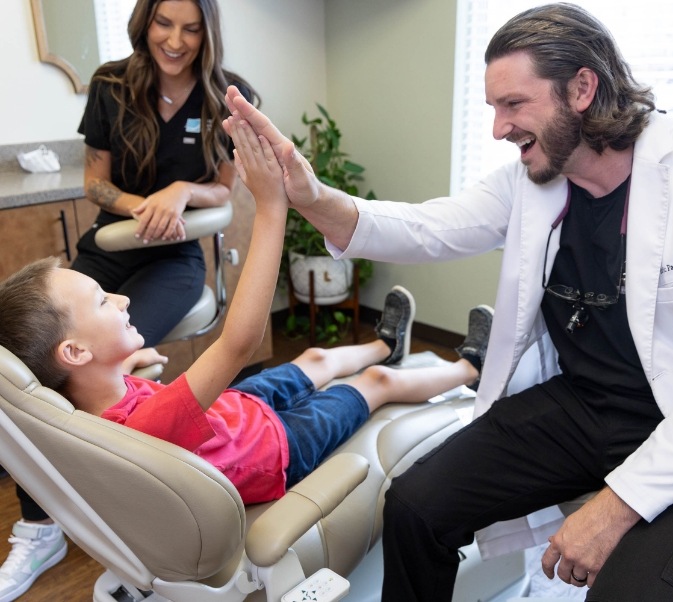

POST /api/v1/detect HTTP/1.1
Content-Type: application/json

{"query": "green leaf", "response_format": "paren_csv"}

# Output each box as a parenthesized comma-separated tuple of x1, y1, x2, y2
(315, 151, 332, 172)
(284, 102, 377, 303)
(291, 135, 306, 148)
(343, 160, 365, 174)
(316, 103, 331, 121)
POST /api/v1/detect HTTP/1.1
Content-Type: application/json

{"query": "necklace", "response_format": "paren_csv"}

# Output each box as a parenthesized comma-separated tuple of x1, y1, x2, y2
(158, 81, 195, 105)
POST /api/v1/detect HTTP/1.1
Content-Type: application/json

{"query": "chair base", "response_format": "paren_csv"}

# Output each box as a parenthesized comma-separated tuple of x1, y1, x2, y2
(94, 540, 531, 602)
(94, 570, 161, 601)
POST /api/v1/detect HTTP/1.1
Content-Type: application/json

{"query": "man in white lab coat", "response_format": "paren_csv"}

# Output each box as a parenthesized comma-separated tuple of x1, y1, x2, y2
(223, 4, 673, 600)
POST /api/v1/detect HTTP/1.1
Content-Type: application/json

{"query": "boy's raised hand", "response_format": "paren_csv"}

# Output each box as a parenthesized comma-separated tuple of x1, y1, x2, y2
(228, 118, 288, 209)
(224, 87, 320, 210)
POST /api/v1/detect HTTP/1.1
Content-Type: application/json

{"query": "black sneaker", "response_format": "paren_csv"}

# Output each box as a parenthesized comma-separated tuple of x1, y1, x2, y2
(455, 305, 494, 390)
(375, 286, 416, 365)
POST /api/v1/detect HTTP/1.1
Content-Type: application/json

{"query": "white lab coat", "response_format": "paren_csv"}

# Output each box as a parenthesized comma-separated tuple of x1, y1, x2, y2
(330, 110, 673, 555)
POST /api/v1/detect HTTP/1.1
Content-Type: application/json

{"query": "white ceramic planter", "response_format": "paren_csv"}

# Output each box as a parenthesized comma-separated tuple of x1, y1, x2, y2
(289, 251, 354, 305)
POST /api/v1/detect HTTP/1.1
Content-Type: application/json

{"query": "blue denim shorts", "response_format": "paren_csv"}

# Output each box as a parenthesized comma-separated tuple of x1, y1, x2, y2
(234, 363, 369, 487)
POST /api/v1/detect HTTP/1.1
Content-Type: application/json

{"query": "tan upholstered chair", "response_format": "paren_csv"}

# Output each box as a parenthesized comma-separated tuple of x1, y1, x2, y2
(0, 343, 511, 601)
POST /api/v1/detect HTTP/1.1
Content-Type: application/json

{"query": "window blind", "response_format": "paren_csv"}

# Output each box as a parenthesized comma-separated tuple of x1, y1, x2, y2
(93, 0, 136, 64)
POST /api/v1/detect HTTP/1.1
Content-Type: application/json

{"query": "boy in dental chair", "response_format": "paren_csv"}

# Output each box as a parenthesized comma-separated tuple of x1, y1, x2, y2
(0, 119, 491, 509)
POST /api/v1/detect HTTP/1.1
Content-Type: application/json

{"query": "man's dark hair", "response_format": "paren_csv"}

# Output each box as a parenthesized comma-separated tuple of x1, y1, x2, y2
(485, 2, 655, 153)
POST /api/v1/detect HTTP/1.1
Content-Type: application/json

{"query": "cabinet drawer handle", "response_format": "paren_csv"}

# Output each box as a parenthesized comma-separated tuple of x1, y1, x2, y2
(59, 210, 72, 261)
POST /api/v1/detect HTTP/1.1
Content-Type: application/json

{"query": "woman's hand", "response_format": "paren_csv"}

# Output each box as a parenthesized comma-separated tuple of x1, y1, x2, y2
(131, 182, 191, 243)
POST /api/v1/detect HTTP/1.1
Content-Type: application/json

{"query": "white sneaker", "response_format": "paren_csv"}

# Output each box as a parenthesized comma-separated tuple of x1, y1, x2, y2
(0, 521, 67, 602)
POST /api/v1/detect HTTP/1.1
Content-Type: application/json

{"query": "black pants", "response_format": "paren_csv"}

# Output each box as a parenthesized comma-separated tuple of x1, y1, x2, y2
(16, 484, 47, 521)
(586, 505, 673, 600)
(381, 375, 664, 601)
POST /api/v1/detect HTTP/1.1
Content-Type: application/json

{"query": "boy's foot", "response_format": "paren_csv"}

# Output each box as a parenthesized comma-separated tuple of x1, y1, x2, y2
(455, 305, 494, 391)
(0, 521, 67, 602)
(376, 286, 416, 365)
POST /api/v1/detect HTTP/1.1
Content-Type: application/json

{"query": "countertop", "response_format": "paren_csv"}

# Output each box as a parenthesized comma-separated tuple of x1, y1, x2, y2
(0, 139, 85, 210)
(0, 166, 85, 210)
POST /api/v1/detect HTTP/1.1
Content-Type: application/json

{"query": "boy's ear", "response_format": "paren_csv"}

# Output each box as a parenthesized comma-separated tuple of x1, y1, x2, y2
(57, 340, 93, 368)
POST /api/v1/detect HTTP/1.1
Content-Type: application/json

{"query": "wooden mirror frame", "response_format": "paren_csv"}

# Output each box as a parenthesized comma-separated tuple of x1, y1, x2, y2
(30, 0, 89, 93)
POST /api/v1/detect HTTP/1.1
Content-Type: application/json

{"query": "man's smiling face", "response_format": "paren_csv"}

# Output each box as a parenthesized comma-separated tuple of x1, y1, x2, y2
(485, 51, 582, 184)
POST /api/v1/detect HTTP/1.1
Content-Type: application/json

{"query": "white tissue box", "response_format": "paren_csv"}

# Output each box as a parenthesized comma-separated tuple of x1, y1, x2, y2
(17, 145, 61, 173)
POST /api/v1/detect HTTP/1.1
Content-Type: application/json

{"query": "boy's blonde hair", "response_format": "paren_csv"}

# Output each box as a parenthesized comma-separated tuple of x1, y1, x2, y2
(0, 257, 70, 390)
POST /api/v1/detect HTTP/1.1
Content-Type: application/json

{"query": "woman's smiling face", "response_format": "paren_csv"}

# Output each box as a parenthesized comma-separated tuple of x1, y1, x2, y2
(147, 0, 204, 80)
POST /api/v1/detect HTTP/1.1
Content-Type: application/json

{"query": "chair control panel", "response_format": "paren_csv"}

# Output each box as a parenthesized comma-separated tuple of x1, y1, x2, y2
(281, 568, 350, 602)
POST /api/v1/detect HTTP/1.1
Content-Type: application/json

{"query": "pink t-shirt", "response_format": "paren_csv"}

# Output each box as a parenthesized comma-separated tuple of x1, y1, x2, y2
(101, 374, 290, 504)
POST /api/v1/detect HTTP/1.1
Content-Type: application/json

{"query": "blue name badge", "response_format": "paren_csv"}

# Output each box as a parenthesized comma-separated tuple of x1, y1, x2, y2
(184, 118, 201, 134)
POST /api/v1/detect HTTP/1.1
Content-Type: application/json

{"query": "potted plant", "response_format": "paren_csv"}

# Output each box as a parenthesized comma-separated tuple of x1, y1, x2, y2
(283, 104, 375, 343)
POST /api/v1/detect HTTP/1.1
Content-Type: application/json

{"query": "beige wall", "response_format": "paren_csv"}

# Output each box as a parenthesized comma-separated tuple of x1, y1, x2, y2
(1, 0, 88, 143)
(3, 0, 502, 334)
(324, 0, 501, 334)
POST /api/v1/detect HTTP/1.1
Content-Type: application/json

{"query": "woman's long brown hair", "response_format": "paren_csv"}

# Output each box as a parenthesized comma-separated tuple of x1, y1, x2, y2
(91, 0, 260, 193)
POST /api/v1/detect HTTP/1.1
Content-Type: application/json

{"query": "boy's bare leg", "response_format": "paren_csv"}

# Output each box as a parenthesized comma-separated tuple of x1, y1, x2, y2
(291, 341, 390, 389)
(346, 304, 494, 413)
(292, 286, 416, 389)
(346, 361, 479, 413)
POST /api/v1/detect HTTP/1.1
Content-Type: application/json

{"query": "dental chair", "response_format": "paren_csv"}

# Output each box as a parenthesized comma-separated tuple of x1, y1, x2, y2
(0, 343, 534, 602)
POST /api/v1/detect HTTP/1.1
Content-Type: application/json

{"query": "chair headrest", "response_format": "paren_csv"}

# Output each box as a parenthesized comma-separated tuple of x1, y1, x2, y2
(0, 346, 72, 411)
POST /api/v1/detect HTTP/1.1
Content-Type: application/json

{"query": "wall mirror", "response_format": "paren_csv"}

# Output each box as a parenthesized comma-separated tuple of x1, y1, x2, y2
(30, 0, 134, 94)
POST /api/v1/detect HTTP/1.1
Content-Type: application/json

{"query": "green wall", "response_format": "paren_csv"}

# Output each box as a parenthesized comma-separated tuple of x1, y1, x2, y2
(324, 0, 501, 335)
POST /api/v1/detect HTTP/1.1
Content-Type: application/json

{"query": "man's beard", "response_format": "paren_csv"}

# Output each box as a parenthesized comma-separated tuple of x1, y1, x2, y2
(527, 102, 582, 185)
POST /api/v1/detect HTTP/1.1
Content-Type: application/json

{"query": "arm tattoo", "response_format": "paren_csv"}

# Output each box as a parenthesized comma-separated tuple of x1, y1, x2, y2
(84, 147, 123, 208)
(84, 146, 103, 168)
(87, 178, 122, 209)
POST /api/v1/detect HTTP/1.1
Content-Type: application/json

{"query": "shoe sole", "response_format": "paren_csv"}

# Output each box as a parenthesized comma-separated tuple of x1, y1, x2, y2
(0, 540, 67, 602)
(391, 285, 416, 364)
(473, 304, 495, 318)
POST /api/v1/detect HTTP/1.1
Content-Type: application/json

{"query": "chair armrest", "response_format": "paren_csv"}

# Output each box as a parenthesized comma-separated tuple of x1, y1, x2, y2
(245, 453, 369, 567)
(94, 204, 233, 251)
(131, 364, 165, 381)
